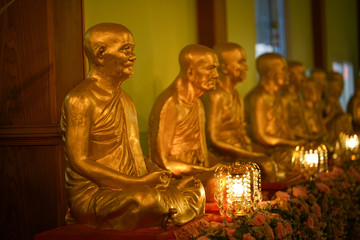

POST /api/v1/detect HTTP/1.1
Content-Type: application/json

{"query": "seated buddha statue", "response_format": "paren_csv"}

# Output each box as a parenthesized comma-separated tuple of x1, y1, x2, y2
(148, 44, 219, 201)
(323, 72, 353, 148)
(201, 42, 277, 182)
(60, 23, 205, 230)
(301, 79, 327, 141)
(281, 61, 321, 141)
(244, 53, 302, 181)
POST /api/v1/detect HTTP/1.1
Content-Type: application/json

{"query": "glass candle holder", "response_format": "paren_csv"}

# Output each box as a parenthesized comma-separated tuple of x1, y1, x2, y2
(339, 133, 359, 161)
(214, 162, 261, 218)
(294, 144, 328, 178)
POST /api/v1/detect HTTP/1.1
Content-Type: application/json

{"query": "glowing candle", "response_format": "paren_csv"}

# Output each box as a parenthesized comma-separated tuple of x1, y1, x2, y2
(345, 135, 359, 150)
(304, 150, 319, 166)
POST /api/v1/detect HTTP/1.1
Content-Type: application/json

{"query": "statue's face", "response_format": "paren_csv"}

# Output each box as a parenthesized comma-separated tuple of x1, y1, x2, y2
(303, 82, 321, 103)
(223, 48, 248, 83)
(272, 59, 288, 88)
(290, 65, 306, 90)
(102, 30, 136, 80)
(192, 52, 219, 92)
(311, 72, 327, 94)
(329, 77, 344, 98)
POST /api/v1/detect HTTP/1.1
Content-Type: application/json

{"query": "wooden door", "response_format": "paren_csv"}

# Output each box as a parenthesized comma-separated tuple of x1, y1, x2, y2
(0, 0, 84, 239)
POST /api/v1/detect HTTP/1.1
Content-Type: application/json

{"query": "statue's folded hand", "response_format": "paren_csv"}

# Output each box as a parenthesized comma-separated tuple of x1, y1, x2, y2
(141, 170, 171, 188)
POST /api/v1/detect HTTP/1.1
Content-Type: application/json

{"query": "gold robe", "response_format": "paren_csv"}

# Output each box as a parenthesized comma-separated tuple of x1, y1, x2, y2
(203, 85, 251, 151)
(61, 85, 205, 230)
(149, 82, 208, 168)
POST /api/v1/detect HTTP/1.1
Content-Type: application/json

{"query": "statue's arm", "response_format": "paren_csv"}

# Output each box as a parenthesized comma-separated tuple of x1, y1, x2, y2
(207, 93, 264, 158)
(253, 95, 299, 146)
(153, 101, 213, 176)
(65, 95, 169, 189)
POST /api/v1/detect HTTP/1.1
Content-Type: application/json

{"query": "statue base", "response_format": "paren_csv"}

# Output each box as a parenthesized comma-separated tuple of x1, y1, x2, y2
(34, 215, 212, 240)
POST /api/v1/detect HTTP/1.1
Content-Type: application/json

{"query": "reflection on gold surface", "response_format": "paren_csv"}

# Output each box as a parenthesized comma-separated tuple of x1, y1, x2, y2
(60, 23, 205, 230)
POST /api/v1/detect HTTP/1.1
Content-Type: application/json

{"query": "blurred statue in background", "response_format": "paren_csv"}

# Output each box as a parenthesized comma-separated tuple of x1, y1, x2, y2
(309, 68, 328, 103)
(244, 53, 301, 181)
(202, 42, 277, 182)
(323, 72, 353, 147)
(347, 77, 360, 132)
(60, 23, 205, 230)
(281, 61, 321, 141)
(148, 44, 219, 201)
(301, 79, 327, 141)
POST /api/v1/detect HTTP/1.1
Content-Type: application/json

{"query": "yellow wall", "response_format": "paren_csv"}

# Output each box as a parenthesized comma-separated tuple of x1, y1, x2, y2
(226, 0, 258, 97)
(85, 0, 197, 155)
(325, 0, 359, 75)
(285, 0, 313, 69)
(85, 0, 358, 155)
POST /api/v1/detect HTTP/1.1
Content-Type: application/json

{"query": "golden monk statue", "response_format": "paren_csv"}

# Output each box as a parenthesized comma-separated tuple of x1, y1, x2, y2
(201, 43, 277, 182)
(60, 23, 205, 231)
(301, 79, 327, 140)
(244, 53, 301, 181)
(281, 61, 321, 141)
(347, 77, 360, 132)
(323, 72, 353, 147)
(148, 44, 219, 200)
(309, 68, 328, 100)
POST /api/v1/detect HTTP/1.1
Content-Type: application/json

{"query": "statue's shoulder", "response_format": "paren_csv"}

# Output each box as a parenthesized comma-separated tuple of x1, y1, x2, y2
(155, 84, 180, 112)
(64, 79, 97, 111)
(209, 85, 226, 100)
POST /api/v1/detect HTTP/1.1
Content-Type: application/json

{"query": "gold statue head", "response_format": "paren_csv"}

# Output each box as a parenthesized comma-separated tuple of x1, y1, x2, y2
(302, 79, 322, 104)
(287, 61, 306, 91)
(309, 68, 327, 95)
(84, 23, 136, 81)
(327, 71, 344, 99)
(256, 53, 288, 89)
(213, 42, 248, 84)
(178, 44, 219, 92)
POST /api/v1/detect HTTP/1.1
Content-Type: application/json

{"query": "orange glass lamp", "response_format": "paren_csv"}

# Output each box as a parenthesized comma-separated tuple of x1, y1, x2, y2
(339, 133, 359, 161)
(295, 144, 328, 177)
(214, 162, 261, 218)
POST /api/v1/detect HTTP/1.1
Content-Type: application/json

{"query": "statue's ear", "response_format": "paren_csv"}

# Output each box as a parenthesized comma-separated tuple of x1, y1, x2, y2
(95, 46, 106, 66)
(186, 67, 194, 82)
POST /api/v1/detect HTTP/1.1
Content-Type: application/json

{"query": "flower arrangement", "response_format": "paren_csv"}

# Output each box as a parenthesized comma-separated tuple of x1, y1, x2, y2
(194, 160, 360, 240)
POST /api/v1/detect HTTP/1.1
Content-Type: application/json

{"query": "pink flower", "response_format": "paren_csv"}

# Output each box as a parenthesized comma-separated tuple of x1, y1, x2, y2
(331, 167, 344, 177)
(307, 217, 314, 229)
(275, 191, 290, 201)
(265, 226, 275, 238)
(316, 172, 330, 181)
(292, 186, 308, 199)
(275, 222, 286, 239)
(225, 228, 235, 237)
(209, 221, 224, 230)
(254, 212, 268, 226)
(284, 222, 293, 234)
(316, 182, 330, 193)
(197, 236, 211, 240)
(269, 213, 283, 220)
(258, 200, 276, 208)
(348, 166, 360, 182)
(342, 181, 350, 189)
(243, 233, 256, 240)
(311, 202, 321, 218)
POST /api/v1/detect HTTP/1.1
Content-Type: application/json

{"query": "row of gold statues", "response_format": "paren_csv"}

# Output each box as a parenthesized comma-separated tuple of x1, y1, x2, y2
(60, 23, 356, 230)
